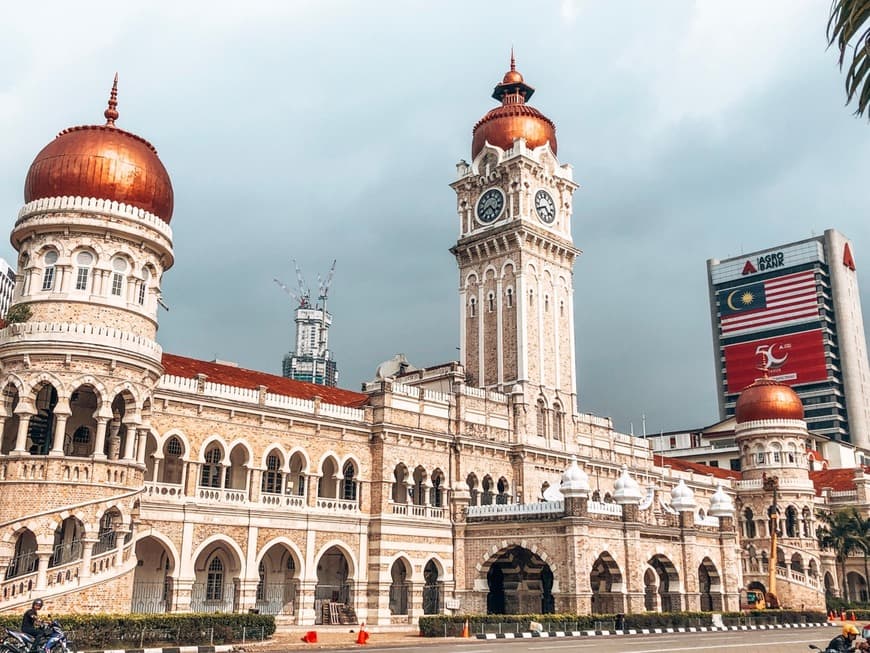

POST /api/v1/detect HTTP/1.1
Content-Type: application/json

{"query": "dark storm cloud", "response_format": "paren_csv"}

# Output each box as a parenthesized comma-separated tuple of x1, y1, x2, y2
(1, 1, 867, 435)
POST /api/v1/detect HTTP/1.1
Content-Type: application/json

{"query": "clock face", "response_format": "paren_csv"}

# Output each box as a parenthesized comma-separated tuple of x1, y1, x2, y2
(534, 189, 556, 224)
(476, 188, 505, 224)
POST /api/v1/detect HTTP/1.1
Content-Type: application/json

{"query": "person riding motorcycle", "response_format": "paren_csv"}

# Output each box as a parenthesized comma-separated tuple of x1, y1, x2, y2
(826, 624, 869, 652)
(21, 599, 48, 652)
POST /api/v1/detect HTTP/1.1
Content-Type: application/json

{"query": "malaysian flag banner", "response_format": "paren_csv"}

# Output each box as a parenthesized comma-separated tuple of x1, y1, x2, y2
(724, 328, 828, 393)
(718, 269, 818, 337)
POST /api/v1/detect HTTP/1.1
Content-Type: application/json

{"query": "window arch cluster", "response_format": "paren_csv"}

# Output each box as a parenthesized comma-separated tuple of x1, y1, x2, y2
(24, 245, 156, 308)
(392, 464, 446, 506)
(465, 472, 512, 506)
(743, 440, 801, 467)
(740, 503, 814, 540)
(535, 398, 565, 441)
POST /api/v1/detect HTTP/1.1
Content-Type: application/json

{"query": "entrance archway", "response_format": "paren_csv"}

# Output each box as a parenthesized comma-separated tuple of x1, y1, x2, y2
(485, 546, 554, 615)
(389, 558, 411, 616)
(698, 557, 722, 611)
(422, 559, 442, 614)
(256, 542, 299, 615)
(647, 555, 681, 612)
(314, 546, 355, 624)
(590, 552, 624, 613)
(132, 535, 175, 613)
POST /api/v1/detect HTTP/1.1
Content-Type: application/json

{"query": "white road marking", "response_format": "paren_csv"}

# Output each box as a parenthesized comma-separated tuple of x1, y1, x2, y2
(631, 638, 825, 653)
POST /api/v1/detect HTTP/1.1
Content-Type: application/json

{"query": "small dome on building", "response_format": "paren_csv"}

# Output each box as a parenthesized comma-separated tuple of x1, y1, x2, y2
(613, 465, 642, 505)
(560, 456, 590, 498)
(669, 479, 696, 512)
(471, 53, 556, 159)
(735, 376, 804, 423)
(708, 484, 735, 518)
(23, 75, 174, 223)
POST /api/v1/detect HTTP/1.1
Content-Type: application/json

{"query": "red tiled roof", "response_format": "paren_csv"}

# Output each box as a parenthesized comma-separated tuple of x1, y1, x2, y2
(161, 353, 369, 408)
(809, 466, 870, 496)
(654, 454, 742, 481)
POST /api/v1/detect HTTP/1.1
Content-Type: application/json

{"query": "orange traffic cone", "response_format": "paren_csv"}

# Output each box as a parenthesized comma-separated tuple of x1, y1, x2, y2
(301, 631, 318, 644)
(828, 611, 835, 621)
(461, 619, 470, 638)
(852, 611, 857, 621)
(356, 622, 369, 645)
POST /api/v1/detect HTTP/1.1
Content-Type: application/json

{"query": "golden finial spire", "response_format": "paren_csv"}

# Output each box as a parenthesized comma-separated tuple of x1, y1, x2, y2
(104, 73, 119, 127)
(510, 47, 516, 72)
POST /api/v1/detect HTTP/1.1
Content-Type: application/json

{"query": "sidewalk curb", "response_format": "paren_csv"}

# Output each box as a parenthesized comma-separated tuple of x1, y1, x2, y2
(475, 621, 835, 639)
(84, 646, 235, 653)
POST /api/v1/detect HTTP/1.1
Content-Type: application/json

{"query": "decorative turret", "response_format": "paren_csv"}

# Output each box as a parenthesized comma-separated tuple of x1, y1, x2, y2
(670, 479, 696, 512)
(708, 484, 735, 518)
(613, 465, 642, 505)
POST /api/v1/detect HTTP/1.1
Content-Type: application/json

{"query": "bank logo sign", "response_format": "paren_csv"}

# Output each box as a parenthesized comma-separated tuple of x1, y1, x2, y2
(710, 240, 825, 285)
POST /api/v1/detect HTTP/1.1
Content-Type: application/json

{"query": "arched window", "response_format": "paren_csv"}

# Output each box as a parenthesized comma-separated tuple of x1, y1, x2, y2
(74, 251, 94, 291)
(261, 454, 283, 495)
(536, 399, 547, 438)
(559, 299, 565, 317)
(529, 288, 534, 306)
(94, 512, 117, 554)
(552, 403, 563, 441)
(206, 557, 224, 601)
(110, 257, 127, 297)
(200, 447, 222, 488)
(506, 287, 513, 308)
(341, 462, 357, 501)
(42, 251, 58, 291)
(544, 294, 549, 312)
(430, 470, 444, 507)
(487, 292, 495, 312)
(744, 508, 757, 538)
(785, 506, 798, 538)
(163, 436, 184, 484)
(469, 297, 476, 318)
(481, 476, 494, 505)
(256, 561, 266, 601)
(139, 268, 150, 305)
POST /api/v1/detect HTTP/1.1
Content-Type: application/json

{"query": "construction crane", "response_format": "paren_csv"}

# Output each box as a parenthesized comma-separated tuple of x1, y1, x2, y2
(273, 259, 310, 308)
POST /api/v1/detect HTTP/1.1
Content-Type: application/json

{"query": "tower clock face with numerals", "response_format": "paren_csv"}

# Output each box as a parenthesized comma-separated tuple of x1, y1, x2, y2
(476, 188, 505, 224)
(534, 189, 556, 224)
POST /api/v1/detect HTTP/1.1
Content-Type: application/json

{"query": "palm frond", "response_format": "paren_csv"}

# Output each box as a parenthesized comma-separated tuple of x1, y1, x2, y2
(827, 0, 870, 117)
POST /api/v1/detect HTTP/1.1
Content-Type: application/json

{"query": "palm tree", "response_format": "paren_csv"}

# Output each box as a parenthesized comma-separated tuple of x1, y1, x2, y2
(827, 0, 870, 118)
(852, 509, 870, 602)
(817, 508, 863, 603)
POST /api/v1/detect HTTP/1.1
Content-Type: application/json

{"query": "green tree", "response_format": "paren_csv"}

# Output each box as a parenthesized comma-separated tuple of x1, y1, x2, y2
(817, 508, 863, 603)
(827, 0, 870, 117)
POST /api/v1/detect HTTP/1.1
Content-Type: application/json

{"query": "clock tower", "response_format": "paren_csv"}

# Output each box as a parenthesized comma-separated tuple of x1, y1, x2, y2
(450, 55, 580, 444)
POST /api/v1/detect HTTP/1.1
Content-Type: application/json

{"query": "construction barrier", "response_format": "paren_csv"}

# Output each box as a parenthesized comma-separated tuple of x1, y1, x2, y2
(301, 631, 318, 644)
(356, 622, 369, 645)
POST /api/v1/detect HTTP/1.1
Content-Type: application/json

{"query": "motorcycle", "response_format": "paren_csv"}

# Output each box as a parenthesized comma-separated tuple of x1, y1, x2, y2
(2, 621, 72, 653)
(808, 645, 870, 652)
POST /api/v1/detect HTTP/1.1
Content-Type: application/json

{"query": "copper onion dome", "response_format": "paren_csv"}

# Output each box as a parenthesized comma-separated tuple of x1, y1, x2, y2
(24, 75, 174, 223)
(471, 52, 557, 159)
(735, 376, 804, 423)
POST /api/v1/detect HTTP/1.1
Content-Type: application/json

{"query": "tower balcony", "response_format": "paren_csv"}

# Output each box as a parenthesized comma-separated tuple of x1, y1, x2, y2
(0, 321, 162, 363)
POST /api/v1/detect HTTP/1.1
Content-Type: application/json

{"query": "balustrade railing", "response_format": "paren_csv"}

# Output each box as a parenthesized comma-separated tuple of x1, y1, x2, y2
(315, 497, 359, 512)
(196, 487, 247, 504)
(260, 493, 306, 508)
(4, 551, 37, 580)
(145, 482, 185, 499)
(389, 502, 447, 519)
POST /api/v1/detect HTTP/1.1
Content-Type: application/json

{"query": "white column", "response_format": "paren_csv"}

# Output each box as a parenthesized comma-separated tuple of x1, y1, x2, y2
(496, 276, 504, 387)
(536, 271, 544, 388)
(50, 410, 70, 456)
(477, 281, 484, 385)
(122, 423, 138, 461)
(136, 428, 148, 464)
(553, 282, 561, 391)
(458, 285, 467, 368)
(12, 407, 34, 455)
(92, 417, 109, 459)
(567, 276, 578, 404)
(516, 271, 527, 383)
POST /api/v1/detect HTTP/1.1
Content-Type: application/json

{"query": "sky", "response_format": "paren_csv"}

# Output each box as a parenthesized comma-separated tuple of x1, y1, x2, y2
(0, 1, 868, 435)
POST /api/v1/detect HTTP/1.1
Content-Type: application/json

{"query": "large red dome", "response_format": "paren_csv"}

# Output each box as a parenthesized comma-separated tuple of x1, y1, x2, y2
(23, 77, 174, 224)
(471, 56, 557, 159)
(735, 377, 804, 423)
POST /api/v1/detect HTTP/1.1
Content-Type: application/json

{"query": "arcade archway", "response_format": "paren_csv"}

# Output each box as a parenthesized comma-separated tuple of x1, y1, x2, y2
(485, 546, 554, 615)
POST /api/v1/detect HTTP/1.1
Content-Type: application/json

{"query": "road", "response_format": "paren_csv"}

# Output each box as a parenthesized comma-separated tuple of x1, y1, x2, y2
(332, 626, 840, 653)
